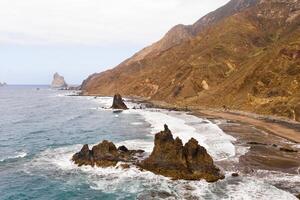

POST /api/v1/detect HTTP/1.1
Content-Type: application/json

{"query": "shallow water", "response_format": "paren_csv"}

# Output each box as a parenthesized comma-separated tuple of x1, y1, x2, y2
(0, 86, 298, 200)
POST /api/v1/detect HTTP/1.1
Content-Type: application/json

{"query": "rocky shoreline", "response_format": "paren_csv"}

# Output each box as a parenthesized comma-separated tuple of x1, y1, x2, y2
(141, 100, 300, 197)
(72, 94, 300, 197)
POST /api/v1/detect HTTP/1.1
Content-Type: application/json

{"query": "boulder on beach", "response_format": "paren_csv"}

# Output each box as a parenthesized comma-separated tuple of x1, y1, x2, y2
(51, 72, 68, 88)
(72, 140, 144, 167)
(139, 124, 224, 182)
(111, 94, 128, 109)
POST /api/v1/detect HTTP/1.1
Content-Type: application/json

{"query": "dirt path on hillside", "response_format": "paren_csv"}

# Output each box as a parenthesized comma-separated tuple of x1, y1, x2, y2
(195, 110, 300, 143)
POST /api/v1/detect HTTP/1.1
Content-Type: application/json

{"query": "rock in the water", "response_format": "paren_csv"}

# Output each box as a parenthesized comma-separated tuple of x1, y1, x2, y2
(72, 141, 144, 167)
(118, 145, 129, 152)
(111, 94, 128, 109)
(0, 82, 7, 87)
(231, 173, 239, 177)
(72, 144, 93, 166)
(139, 125, 224, 182)
(51, 72, 68, 88)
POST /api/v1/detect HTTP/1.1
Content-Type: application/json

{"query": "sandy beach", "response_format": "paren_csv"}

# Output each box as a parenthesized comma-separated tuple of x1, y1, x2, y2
(195, 109, 300, 143)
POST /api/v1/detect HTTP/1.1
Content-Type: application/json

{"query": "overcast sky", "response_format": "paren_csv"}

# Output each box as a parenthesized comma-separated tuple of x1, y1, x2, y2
(0, 0, 229, 84)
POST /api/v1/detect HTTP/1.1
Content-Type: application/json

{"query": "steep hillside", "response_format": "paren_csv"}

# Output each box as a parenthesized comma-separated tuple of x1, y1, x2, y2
(94, 0, 260, 68)
(82, 0, 300, 121)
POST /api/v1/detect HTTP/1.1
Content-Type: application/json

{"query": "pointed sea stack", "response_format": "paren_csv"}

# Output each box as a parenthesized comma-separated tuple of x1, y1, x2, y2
(111, 94, 128, 109)
(51, 72, 68, 88)
(139, 125, 224, 182)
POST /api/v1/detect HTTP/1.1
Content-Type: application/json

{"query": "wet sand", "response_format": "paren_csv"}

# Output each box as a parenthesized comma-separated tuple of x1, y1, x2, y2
(196, 110, 300, 143)
(194, 110, 300, 197)
(192, 110, 300, 173)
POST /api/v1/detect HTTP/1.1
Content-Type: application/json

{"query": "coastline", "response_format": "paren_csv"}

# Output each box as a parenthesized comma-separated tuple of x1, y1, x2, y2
(77, 94, 300, 197)
(139, 99, 300, 143)
(137, 98, 300, 196)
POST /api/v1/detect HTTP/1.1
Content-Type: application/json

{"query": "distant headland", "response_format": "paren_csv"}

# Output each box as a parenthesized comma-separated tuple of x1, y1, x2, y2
(0, 82, 7, 87)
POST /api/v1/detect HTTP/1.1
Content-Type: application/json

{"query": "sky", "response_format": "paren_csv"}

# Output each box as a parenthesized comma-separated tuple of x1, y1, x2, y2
(0, 0, 229, 85)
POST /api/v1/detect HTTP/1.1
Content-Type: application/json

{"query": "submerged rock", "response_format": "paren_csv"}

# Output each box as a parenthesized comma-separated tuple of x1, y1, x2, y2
(51, 72, 68, 88)
(139, 125, 224, 182)
(111, 94, 128, 109)
(72, 141, 144, 167)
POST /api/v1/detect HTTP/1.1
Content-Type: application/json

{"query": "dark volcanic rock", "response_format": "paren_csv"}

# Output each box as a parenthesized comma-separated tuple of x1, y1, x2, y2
(111, 94, 128, 109)
(247, 141, 267, 145)
(118, 145, 129, 152)
(72, 141, 144, 167)
(279, 147, 298, 153)
(139, 125, 224, 182)
(231, 173, 239, 177)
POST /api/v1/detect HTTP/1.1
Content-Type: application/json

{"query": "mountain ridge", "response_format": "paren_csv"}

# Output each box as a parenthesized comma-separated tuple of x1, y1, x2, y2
(81, 0, 300, 121)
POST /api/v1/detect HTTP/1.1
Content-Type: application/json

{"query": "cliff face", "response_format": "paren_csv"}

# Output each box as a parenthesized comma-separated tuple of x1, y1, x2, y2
(82, 0, 300, 121)
(51, 73, 68, 88)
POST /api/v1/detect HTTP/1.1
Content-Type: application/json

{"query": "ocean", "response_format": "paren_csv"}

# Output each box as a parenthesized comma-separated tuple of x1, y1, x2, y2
(0, 85, 298, 200)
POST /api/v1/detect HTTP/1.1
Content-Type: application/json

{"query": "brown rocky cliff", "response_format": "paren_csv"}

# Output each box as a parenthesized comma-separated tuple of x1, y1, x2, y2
(81, 0, 300, 121)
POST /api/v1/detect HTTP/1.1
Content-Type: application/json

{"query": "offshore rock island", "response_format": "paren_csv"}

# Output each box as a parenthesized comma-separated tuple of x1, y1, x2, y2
(51, 72, 68, 89)
(111, 94, 128, 110)
(72, 125, 224, 182)
(139, 125, 224, 182)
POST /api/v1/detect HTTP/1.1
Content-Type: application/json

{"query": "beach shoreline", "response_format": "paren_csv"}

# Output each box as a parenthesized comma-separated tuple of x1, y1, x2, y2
(135, 99, 300, 143)
(77, 94, 300, 197)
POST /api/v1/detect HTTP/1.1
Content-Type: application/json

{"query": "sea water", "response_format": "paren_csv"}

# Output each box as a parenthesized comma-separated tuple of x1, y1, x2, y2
(0, 86, 298, 200)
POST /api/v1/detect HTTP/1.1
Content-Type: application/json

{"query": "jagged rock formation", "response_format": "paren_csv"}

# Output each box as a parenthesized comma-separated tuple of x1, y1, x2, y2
(72, 125, 223, 182)
(111, 94, 128, 109)
(72, 141, 144, 167)
(139, 125, 224, 182)
(51, 73, 68, 88)
(81, 0, 300, 122)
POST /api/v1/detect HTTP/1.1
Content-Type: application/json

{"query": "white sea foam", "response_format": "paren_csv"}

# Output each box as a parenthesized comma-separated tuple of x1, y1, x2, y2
(130, 122, 143, 126)
(93, 96, 113, 107)
(123, 108, 236, 161)
(292, 144, 300, 149)
(0, 152, 27, 162)
(91, 96, 237, 160)
(28, 145, 297, 200)
(186, 177, 298, 200)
